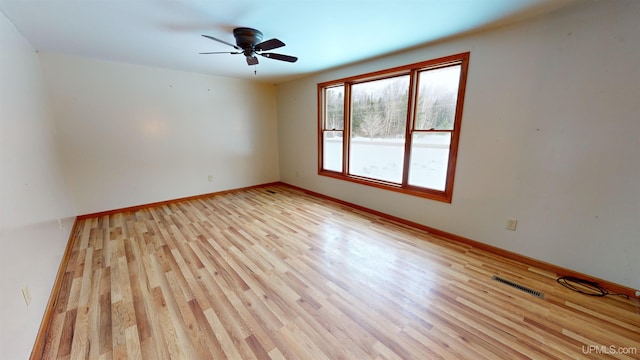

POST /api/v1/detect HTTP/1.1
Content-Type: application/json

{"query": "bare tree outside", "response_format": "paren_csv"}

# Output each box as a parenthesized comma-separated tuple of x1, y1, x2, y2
(325, 86, 344, 132)
(351, 76, 408, 139)
(359, 111, 385, 139)
(415, 66, 460, 131)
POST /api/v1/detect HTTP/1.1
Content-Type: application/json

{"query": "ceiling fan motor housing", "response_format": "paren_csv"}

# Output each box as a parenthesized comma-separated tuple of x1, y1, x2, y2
(233, 27, 263, 50)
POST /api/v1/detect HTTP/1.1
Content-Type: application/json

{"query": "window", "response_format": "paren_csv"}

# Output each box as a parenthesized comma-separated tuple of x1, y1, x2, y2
(318, 52, 469, 202)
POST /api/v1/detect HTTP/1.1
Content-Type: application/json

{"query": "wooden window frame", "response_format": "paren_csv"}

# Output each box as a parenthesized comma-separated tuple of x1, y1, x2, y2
(317, 52, 470, 203)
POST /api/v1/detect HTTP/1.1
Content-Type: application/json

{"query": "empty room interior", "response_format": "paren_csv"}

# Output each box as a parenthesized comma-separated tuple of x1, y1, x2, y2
(1, 0, 639, 359)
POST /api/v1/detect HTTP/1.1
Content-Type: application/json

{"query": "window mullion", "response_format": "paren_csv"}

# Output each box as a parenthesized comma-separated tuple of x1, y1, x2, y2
(401, 70, 418, 186)
(342, 83, 351, 176)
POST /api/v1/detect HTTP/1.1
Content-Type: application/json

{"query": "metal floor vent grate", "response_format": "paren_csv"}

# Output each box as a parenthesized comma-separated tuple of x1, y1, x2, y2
(266, 190, 277, 194)
(491, 275, 544, 299)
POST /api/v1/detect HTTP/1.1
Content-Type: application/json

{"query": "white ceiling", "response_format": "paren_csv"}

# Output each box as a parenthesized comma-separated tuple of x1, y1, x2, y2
(1, 0, 581, 83)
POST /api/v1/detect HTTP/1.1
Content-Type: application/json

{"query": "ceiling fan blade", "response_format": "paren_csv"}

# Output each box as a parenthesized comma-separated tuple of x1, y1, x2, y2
(260, 53, 298, 63)
(199, 51, 240, 55)
(201, 34, 240, 50)
(246, 56, 259, 66)
(255, 38, 285, 51)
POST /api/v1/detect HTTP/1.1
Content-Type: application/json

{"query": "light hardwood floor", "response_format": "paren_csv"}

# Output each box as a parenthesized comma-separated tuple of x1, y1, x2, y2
(36, 184, 640, 359)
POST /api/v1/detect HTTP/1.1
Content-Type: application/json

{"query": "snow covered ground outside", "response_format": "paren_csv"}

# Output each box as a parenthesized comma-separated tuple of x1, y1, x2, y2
(323, 136, 449, 190)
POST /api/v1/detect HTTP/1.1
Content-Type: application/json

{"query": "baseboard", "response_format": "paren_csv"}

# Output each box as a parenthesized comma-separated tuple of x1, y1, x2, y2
(77, 182, 281, 220)
(279, 182, 637, 299)
(29, 217, 81, 360)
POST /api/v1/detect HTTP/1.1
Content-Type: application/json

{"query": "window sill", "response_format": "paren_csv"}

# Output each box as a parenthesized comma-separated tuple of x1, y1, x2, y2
(318, 170, 452, 203)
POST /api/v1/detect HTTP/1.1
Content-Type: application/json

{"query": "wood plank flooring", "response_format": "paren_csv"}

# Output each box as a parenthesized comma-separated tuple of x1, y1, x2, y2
(37, 184, 640, 359)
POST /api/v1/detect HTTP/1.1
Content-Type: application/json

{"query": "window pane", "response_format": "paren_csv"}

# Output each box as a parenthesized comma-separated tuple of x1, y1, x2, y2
(408, 132, 451, 190)
(325, 86, 344, 130)
(323, 131, 343, 172)
(349, 76, 409, 183)
(415, 65, 461, 130)
(349, 137, 405, 183)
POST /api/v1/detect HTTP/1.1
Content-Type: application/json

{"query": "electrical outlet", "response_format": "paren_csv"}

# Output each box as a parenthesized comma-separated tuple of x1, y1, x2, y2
(505, 218, 518, 231)
(22, 285, 31, 306)
(58, 218, 63, 230)
(207, 175, 213, 182)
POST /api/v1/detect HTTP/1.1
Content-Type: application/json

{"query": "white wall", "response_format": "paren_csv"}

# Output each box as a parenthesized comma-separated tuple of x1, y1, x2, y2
(40, 54, 280, 215)
(277, 0, 640, 291)
(0, 12, 76, 359)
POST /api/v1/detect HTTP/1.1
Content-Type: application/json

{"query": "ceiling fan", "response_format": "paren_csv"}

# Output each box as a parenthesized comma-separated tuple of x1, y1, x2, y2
(200, 27, 298, 66)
